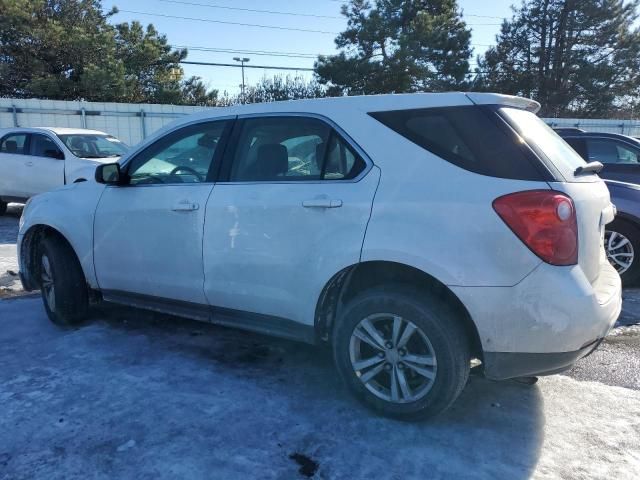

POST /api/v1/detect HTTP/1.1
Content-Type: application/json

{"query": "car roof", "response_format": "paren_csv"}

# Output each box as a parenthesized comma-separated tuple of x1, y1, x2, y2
(125, 92, 539, 154)
(556, 130, 640, 143)
(552, 127, 585, 134)
(0, 127, 108, 136)
(175, 92, 540, 120)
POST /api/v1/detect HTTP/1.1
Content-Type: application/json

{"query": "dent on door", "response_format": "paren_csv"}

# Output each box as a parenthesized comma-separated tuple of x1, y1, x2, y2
(202, 167, 381, 326)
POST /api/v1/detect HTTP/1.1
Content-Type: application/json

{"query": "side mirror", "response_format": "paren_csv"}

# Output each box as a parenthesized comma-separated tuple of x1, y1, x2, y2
(95, 163, 122, 185)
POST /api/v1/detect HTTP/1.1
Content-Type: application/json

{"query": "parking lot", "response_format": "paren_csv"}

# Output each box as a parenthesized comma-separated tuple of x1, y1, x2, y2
(1, 206, 639, 479)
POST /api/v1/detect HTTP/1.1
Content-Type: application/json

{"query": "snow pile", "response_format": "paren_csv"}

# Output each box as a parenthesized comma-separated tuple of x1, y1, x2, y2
(0, 298, 638, 479)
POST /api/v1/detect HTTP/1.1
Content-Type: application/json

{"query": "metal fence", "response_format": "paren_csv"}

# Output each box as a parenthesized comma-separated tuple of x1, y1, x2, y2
(2, 98, 640, 145)
(544, 118, 640, 137)
(0, 98, 206, 146)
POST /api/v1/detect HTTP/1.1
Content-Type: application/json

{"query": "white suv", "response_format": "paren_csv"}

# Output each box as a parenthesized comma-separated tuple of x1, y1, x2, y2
(17, 93, 621, 419)
(0, 127, 127, 214)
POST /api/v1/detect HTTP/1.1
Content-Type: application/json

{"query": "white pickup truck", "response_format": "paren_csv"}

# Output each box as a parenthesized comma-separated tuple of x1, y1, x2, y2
(0, 127, 127, 215)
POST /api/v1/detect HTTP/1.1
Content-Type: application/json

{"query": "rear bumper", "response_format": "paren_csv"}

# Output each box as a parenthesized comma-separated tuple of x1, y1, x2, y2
(483, 338, 604, 380)
(452, 258, 621, 378)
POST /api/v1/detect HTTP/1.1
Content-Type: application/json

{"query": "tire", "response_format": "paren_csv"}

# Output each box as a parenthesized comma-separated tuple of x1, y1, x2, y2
(0, 200, 6, 216)
(332, 286, 470, 420)
(605, 219, 640, 286)
(39, 236, 89, 326)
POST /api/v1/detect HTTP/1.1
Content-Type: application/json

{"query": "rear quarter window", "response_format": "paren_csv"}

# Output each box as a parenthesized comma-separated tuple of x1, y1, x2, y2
(499, 107, 588, 182)
(369, 106, 548, 181)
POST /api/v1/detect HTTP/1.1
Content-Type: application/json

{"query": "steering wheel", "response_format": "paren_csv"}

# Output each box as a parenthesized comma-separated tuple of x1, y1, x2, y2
(169, 165, 204, 182)
(137, 175, 164, 184)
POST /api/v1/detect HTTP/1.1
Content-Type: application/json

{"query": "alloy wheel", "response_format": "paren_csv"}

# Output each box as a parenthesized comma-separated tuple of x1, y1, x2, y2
(349, 313, 437, 404)
(605, 230, 634, 275)
(41, 254, 56, 312)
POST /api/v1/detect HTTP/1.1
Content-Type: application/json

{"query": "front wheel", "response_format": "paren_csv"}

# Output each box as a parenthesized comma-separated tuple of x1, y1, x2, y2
(605, 219, 640, 286)
(332, 286, 470, 420)
(39, 236, 89, 326)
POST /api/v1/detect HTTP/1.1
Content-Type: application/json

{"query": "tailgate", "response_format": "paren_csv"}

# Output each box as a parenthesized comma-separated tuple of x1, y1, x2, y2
(550, 180, 614, 283)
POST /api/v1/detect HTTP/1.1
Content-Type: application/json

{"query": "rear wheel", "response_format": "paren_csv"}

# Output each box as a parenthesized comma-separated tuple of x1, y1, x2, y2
(39, 236, 89, 326)
(605, 219, 640, 285)
(333, 286, 470, 420)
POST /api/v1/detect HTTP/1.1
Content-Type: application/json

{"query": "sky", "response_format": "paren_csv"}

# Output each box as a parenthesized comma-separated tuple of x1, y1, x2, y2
(101, 0, 516, 95)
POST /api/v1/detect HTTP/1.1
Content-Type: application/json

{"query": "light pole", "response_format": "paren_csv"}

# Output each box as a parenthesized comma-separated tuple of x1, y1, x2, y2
(233, 57, 250, 103)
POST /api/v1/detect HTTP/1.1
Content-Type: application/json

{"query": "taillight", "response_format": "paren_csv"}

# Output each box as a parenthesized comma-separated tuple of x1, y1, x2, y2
(493, 190, 578, 266)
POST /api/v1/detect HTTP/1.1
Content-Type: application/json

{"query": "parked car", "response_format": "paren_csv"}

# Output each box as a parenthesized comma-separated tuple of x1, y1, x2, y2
(554, 129, 640, 183)
(18, 93, 621, 419)
(603, 180, 640, 284)
(0, 127, 128, 215)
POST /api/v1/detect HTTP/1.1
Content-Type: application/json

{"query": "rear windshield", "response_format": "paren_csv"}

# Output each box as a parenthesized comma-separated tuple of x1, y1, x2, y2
(499, 107, 588, 179)
(368, 106, 548, 181)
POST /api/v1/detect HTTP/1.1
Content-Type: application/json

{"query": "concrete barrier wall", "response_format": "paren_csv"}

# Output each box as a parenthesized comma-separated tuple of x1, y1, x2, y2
(2, 98, 639, 146)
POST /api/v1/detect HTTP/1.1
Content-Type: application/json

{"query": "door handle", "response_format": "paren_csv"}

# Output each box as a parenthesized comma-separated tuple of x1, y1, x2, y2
(172, 200, 199, 212)
(302, 199, 343, 208)
(25, 161, 34, 167)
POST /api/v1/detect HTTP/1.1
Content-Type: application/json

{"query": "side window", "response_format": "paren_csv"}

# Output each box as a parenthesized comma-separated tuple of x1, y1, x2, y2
(618, 144, 640, 164)
(563, 137, 588, 160)
(229, 117, 330, 182)
(31, 134, 63, 159)
(0, 133, 28, 155)
(586, 139, 639, 164)
(323, 133, 366, 180)
(127, 121, 227, 185)
(228, 117, 367, 182)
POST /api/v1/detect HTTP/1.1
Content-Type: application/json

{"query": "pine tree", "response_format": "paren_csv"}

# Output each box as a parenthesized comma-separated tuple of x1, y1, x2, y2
(475, 0, 640, 117)
(315, 0, 472, 95)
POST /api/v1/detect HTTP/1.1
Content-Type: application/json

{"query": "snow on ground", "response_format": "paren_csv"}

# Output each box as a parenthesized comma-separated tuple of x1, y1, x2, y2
(0, 205, 22, 296)
(0, 297, 639, 480)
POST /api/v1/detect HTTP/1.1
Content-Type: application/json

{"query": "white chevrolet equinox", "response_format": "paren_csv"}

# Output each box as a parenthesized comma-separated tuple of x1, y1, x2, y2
(18, 93, 622, 419)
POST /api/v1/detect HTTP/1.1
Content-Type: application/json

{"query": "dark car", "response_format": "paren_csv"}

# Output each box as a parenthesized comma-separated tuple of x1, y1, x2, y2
(555, 129, 640, 183)
(603, 180, 640, 284)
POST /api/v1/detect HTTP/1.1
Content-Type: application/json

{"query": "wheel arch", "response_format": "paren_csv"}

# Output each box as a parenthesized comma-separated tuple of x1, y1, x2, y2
(612, 211, 640, 229)
(20, 224, 81, 291)
(314, 260, 484, 361)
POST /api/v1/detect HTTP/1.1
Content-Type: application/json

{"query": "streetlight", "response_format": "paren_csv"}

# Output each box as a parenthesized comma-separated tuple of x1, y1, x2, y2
(233, 57, 250, 103)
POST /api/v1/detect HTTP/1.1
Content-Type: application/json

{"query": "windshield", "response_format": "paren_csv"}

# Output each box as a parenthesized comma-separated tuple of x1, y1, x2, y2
(57, 134, 128, 159)
(499, 107, 588, 179)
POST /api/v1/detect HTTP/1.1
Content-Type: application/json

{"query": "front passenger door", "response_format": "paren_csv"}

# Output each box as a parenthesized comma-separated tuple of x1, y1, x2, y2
(94, 120, 232, 304)
(24, 134, 65, 197)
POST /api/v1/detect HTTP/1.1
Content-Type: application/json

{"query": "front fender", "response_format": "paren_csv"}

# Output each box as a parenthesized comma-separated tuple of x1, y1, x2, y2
(19, 182, 105, 289)
(66, 161, 100, 184)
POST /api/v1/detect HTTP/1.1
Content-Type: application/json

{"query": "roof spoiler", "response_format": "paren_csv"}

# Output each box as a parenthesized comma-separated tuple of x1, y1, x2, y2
(465, 93, 541, 114)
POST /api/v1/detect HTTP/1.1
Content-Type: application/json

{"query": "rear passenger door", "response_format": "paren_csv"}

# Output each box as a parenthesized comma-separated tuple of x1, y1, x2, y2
(0, 132, 30, 199)
(23, 133, 66, 197)
(202, 115, 380, 329)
